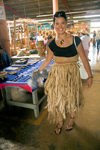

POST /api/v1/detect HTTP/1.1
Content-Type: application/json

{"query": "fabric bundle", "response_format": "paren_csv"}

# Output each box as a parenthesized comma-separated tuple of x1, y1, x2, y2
(28, 69, 48, 89)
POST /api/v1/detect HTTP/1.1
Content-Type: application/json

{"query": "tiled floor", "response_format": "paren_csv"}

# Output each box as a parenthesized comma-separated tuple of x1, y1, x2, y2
(0, 44, 100, 150)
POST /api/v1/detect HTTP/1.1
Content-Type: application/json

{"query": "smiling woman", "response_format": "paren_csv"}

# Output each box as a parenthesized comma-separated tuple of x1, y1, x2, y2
(38, 11, 93, 135)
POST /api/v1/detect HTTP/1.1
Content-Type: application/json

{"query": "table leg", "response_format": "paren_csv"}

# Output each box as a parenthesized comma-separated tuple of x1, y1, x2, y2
(0, 89, 5, 110)
(5, 87, 11, 102)
(32, 90, 39, 118)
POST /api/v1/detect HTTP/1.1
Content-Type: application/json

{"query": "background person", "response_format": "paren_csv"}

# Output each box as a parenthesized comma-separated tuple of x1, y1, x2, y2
(96, 30, 100, 55)
(0, 45, 12, 70)
(92, 30, 96, 47)
(0, 45, 12, 111)
(81, 32, 91, 58)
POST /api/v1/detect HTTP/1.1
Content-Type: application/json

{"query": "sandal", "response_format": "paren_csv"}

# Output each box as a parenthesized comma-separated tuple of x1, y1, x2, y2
(65, 117, 74, 131)
(55, 121, 63, 135)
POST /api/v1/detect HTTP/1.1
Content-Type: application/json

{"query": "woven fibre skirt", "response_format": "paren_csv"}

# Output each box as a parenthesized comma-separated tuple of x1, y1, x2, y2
(45, 62, 82, 124)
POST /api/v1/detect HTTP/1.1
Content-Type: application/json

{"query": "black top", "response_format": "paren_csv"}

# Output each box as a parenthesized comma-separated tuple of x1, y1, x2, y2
(48, 36, 81, 57)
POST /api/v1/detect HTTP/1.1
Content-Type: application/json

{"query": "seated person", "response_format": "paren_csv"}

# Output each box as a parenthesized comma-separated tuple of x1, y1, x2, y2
(0, 45, 12, 70)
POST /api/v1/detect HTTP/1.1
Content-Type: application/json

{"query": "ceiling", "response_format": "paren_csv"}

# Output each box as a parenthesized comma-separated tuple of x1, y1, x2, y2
(3, 0, 100, 24)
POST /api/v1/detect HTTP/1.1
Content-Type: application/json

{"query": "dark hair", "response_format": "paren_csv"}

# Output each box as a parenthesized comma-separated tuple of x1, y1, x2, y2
(53, 11, 67, 23)
(82, 33, 85, 35)
(0, 45, 3, 50)
(47, 35, 52, 40)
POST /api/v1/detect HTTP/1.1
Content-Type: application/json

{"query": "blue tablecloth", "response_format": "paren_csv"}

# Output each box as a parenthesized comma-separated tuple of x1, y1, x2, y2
(2, 59, 54, 86)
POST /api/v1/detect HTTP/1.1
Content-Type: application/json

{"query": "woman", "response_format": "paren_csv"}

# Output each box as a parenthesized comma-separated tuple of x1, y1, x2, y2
(38, 11, 93, 135)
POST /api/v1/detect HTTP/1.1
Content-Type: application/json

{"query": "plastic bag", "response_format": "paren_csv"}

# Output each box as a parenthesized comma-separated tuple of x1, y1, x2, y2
(28, 69, 48, 89)
(78, 57, 88, 79)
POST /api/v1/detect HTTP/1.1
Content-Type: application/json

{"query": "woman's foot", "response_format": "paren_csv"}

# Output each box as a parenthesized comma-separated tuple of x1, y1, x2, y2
(65, 117, 74, 131)
(55, 121, 63, 135)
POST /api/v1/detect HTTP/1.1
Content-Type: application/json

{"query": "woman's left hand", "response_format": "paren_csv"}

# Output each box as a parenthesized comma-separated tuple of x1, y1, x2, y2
(87, 78, 93, 88)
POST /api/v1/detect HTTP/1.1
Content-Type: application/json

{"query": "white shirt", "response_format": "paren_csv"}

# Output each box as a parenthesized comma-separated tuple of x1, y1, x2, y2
(37, 35, 44, 41)
(81, 35, 90, 50)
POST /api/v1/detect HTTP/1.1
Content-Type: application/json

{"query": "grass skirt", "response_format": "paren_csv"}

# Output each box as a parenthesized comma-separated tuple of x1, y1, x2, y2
(45, 62, 82, 124)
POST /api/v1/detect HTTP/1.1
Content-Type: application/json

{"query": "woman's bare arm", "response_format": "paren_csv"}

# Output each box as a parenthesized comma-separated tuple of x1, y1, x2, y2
(38, 46, 54, 71)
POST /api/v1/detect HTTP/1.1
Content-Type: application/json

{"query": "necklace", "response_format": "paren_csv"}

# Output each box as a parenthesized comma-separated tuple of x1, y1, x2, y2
(60, 39, 64, 45)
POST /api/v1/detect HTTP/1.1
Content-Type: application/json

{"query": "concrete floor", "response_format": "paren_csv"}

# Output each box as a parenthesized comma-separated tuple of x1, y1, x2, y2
(0, 44, 100, 150)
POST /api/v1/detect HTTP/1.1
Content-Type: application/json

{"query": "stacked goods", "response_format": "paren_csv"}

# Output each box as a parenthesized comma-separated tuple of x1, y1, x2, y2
(10, 48, 17, 56)
(7, 18, 39, 56)
(0, 71, 7, 82)
(37, 41, 45, 57)
(39, 29, 56, 39)
(67, 23, 89, 35)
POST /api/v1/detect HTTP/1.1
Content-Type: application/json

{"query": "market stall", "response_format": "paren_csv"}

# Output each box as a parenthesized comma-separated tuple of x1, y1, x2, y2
(7, 18, 40, 56)
(0, 58, 53, 118)
(7, 18, 90, 60)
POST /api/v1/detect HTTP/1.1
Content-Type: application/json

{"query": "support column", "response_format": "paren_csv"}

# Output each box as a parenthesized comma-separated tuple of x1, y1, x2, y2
(0, 0, 11, 56)
(13, 15, 16, 54)
(52, 0, 58, 15)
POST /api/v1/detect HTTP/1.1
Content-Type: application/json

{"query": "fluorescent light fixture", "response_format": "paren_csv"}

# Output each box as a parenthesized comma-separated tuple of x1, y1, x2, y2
(36, 11, 86, 18)
(73, 14, 100, 19)
(73, 20, 78, 23)
(84, 14, 100, 18)
(37, 14, 53, 17)
(66, 10, 86, 15)
(36, 18, 53, 22)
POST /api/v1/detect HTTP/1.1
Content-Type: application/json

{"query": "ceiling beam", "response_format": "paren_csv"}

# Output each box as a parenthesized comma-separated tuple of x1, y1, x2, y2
(4, 4, 24, 18)
(61, 0, 70, 12)
(4, 0, 52, 6)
